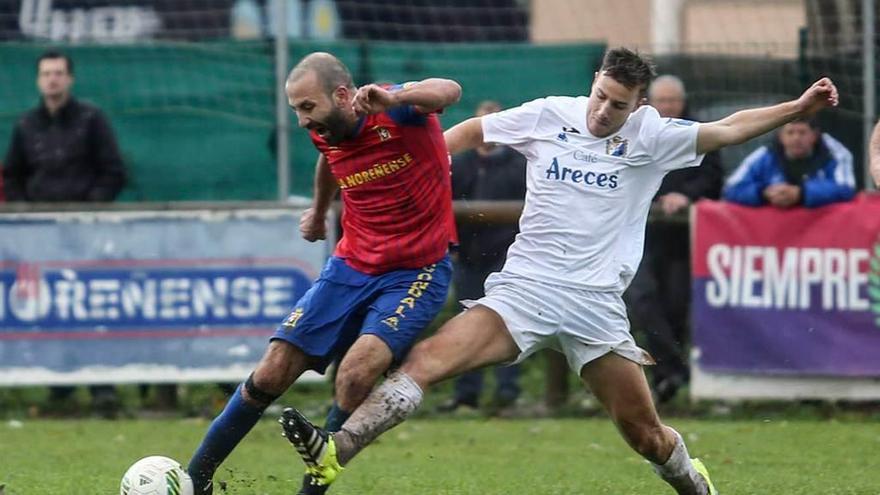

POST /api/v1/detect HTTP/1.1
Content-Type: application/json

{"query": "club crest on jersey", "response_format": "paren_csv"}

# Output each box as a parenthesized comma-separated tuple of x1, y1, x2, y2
(556, 132, 568, 142)
(283, 308, 304, 329)
(605, 136, 628, 157)
(375, 126, 391, 141)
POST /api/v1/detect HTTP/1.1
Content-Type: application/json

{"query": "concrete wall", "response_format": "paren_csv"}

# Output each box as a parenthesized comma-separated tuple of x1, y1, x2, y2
(531, 0, 806, 58)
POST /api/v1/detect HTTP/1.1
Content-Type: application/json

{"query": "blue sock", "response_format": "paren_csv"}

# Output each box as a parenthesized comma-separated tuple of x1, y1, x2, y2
(323, 401, 351, 432)
(188, 385, 266, 493)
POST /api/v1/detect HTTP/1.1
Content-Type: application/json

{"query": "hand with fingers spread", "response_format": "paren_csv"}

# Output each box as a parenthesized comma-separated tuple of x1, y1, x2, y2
(795, 77, 839, 117)
(352, 84, 399, 116)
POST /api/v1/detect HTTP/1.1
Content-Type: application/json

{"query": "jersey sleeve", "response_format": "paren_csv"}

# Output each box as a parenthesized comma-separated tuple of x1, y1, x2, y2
(480, 98, 545, 159)
(638, 109, 704, 171)
(384, 82, 428, 126)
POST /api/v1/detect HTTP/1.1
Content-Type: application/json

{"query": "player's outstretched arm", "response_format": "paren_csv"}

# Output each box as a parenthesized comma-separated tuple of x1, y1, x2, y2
(696, 78, 839, 155)
(352, 78, 461, 115)
(444, 117, 484, 155)
(870, 120, 880, 189)
(300, 154, 337, 242)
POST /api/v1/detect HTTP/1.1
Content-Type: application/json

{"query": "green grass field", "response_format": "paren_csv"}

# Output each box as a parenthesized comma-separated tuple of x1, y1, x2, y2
(3, 415, 879, 494)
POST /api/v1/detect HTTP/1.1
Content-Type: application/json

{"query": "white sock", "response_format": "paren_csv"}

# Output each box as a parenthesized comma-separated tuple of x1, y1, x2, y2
(335, 370, 423, 465)
(651, 429, 709, 495)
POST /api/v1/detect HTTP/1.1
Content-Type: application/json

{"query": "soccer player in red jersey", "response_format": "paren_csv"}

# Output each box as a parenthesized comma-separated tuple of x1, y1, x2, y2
(187, 52, 461, 495)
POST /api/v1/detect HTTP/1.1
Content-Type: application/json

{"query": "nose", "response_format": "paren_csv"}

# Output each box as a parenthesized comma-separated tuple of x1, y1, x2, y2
(297, 114, 310, 129)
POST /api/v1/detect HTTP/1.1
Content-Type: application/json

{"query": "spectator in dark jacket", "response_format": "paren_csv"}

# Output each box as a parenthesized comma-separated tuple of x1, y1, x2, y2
(437, 100, 527, 414)
(1, 51, 124, 417)
(723, 118, 855, 208)
(3, 50, 125, 202)
(624, 75, 723, 403)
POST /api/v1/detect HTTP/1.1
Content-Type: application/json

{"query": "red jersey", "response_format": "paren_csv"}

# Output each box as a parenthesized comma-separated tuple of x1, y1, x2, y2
(310, 104, 456, 275)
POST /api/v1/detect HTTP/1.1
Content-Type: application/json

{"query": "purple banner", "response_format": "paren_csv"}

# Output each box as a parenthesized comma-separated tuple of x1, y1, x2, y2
(691, 196, 880, 377)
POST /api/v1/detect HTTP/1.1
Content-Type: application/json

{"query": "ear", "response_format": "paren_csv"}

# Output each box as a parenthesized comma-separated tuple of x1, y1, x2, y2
(332, 86, 349, 107)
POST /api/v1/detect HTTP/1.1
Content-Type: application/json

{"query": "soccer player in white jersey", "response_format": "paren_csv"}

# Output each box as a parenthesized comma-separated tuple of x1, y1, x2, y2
(280, 47, 839, 494)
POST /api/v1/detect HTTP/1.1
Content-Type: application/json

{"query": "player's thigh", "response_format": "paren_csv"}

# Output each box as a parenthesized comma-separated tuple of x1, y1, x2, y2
(402, 304, 520, 387)
(360, 257, 452, 365)
(580, 352, 661, 429)
(272, 264, 374, 374)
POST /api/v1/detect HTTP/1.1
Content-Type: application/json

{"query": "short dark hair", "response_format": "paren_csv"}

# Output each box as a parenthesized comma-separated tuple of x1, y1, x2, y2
(36, 50, 74, 75)
(788, 116, 820, 129)
(599, 47, 655, 95)
(289, 52, 355, 96)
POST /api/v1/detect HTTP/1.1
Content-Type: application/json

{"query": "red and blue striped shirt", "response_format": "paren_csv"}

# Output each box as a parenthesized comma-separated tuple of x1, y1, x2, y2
(310, 101, 456, 275)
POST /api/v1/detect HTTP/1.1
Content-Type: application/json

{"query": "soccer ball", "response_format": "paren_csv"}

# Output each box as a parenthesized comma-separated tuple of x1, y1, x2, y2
(120, 455, 194, 495)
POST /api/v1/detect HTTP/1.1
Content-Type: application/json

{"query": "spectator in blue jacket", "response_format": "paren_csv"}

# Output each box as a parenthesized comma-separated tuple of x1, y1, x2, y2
(723, 118, 855, 208)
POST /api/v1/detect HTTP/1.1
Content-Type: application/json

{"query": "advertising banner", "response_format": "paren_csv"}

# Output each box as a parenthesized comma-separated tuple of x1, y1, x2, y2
(0, 207, 328, 385)
(692, 195, 880, 377)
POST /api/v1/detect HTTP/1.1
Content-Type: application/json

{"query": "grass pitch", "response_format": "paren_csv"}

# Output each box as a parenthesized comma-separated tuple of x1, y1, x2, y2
(2, 415, 879, 494)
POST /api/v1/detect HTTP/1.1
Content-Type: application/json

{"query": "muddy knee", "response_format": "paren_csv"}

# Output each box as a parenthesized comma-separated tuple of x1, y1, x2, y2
(335, 366, 383, 411)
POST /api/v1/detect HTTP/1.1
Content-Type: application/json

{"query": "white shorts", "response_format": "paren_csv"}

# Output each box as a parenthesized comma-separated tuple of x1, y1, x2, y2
(463, 271, 654, 375)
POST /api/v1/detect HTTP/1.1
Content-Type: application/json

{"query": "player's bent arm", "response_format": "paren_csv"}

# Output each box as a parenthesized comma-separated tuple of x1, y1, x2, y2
(696, 101, 802, 155)
(870, 120, 880, 188)
(394, 78, 462, 113)
(444, 117, 485, 156)
(311, 154, 338, 217)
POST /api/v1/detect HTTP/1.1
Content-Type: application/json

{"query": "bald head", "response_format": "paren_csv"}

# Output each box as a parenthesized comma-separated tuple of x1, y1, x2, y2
(287, 52, 355, 96)
(649, 75, 686, 118)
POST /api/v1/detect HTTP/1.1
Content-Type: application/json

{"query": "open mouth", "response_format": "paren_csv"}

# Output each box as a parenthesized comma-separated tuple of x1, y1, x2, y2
(313, 125, 329, 139)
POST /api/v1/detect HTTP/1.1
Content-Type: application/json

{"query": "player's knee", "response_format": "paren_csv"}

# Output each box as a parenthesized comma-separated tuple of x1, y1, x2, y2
(334, 367, 380, 409)
(240, 371, 283, 408)
(248, 367, 286, 395)
(249, 342, 304, 398)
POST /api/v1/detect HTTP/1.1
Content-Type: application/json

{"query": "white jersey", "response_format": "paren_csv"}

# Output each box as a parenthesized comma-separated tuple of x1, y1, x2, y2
(481, 96, 704, 292)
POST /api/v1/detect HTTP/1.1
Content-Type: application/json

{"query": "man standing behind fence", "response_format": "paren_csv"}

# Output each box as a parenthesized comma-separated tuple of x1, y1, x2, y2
(1, 50, 126, 418)
(2, 50, 125, 202)
(624, 75, 723, 403)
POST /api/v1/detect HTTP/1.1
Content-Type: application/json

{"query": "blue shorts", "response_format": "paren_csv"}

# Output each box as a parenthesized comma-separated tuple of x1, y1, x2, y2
(272, 255, 451, 373)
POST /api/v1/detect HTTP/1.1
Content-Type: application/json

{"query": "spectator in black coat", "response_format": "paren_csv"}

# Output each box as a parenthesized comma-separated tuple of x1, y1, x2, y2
(3, 50, 125, 202)
(2, 51, 125, 417)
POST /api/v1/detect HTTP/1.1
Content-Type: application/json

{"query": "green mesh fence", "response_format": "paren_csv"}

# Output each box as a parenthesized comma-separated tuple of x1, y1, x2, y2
(0, 41, 605, 200)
